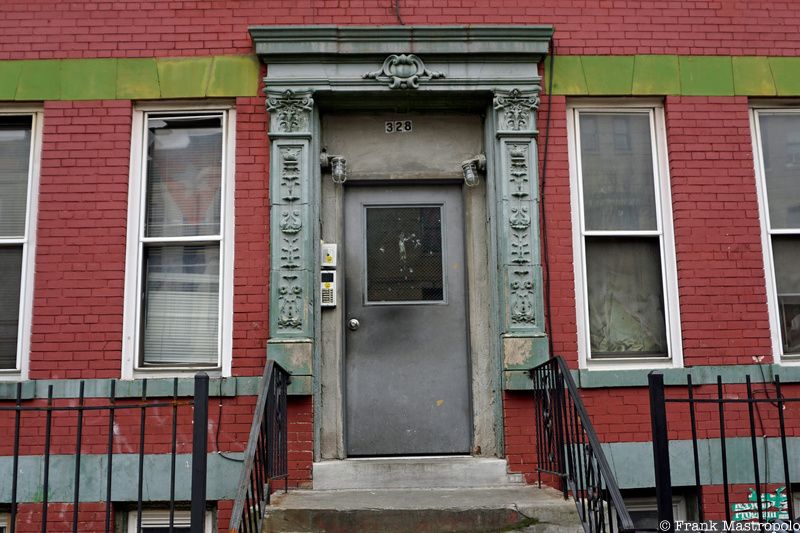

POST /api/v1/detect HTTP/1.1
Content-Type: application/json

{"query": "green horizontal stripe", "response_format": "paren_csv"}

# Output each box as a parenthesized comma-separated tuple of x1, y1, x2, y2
(547, 55, 798, 96)
(0, 55, 259, 101)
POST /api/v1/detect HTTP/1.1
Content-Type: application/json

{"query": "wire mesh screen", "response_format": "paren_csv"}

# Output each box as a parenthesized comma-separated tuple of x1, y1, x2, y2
(365, 206, 444, 303)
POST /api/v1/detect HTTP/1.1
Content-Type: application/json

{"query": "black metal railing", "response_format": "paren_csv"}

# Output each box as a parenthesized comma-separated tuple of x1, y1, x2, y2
(228, 360, 290, 533)
(0, 373, 210, 533)
(649, 372, 798, 526)
(531, 357, 636, 533)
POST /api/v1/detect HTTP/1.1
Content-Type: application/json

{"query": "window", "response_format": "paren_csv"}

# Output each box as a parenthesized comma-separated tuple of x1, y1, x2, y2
(626, 495, 688, 529)
(0, 111, 41, 380)
(0, 512, 7, 533)
(126, 509, 213, 533)
(568, 103, 682, 368)
(123, 106, 235, 378)
(753, 109, 800, 361)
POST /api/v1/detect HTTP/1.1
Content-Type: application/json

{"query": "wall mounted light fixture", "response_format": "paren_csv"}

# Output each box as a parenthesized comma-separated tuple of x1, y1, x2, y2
(461, 154, 486, 188)
(320, 149, 347, 184)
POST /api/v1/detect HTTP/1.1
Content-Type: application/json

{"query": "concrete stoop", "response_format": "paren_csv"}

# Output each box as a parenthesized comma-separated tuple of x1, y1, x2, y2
(262, 486, 582, 533)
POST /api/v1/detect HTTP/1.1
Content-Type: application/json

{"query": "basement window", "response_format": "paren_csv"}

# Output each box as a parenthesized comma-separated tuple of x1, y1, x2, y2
(126, 509, 213, 533)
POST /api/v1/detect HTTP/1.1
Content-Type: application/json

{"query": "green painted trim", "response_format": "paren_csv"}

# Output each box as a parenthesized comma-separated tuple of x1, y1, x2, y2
(768, 57, 800, 96)
(732, 57, 777, 96)
(632, 55, 680, 95)
(0, 376, 252, 401)
(603, 437, 800, 490)
(679, 56, 734, 96)
(549, 54, 800, 97)
(0, 56, 259, 101)
(574, 362, 800, 388)
(581, 56, 635, 95)
(0, 453, 242, 503)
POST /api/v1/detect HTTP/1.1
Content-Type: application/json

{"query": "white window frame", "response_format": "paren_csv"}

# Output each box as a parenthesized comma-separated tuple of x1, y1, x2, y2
(126, 509, 213, 532)
(0, 108, 42, 382)
(750, 106, 800, 365)
(122, 103, 235, 379)
(0, 512, 7, 533)
(567, 100, 683, 370)
(626, 495, 688, 524)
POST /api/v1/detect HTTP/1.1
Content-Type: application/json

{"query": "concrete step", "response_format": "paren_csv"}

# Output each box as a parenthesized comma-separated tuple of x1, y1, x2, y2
(313, 456, 525, 490)
(263, 486, 580, 533)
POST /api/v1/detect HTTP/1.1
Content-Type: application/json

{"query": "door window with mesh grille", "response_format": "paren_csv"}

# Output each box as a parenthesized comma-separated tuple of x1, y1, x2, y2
(0, 114, 38, 375)
(364, 205, 445, 303)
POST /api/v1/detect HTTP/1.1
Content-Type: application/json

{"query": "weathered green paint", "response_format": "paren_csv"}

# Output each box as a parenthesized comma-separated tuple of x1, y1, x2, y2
(288, 375, 313, 395)
(156, 57, 212, 98)
(581, 56, 635, 95)
(0, 375, 246, 401)
(632, 55, 681, 95)
(0, 453, 242, 503)
(0, 55, 258, 101)
(0, 61, 23, 100)
(574, 362, 798, 388)
(768, 57, 800, 96)
(679, 56, 735, 96)
(116, 58, 160, 99)
(504, 370, 534, 391)
(732, 57, 777, 96)
(60, 59, 117, 101)
(16, 60, 61, 100)
(603, 437, 800, 489)
(207, 55, 260, 97)
(547, 55, 587, 95)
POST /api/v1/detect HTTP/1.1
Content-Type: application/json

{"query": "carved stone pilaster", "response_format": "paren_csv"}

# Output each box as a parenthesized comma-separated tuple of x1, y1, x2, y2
(268, 90, 315, 340)
(492, 89, 546, 356)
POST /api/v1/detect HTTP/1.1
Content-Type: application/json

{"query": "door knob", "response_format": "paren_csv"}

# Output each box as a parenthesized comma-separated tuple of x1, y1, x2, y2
(347, 318, 360, 331)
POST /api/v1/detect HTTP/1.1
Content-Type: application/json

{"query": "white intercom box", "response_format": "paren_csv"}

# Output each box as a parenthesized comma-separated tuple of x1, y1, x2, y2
(321, 243, 337, 268)
(321, 271, 336, 307)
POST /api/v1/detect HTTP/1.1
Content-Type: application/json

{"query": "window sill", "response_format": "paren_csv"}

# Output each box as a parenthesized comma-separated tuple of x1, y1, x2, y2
(582, 356, 679, 372)
(0, 370, 24, 383)
(130, 366, 223, 380)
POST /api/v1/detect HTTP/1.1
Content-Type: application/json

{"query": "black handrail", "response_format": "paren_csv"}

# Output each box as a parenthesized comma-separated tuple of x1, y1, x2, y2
(530, 356, 635, 533)
(228, 360, 291, 533)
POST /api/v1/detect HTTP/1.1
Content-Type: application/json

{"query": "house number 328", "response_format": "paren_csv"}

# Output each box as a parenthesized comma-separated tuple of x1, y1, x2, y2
(385, 120, 413, 133)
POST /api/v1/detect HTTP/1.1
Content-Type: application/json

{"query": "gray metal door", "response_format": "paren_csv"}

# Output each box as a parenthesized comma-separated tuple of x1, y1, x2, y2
(344, 185, 471, 456)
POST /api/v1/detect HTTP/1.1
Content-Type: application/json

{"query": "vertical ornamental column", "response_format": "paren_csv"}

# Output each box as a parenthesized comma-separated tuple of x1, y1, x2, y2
(492, 89, 549, 376)
(265, 90, 316, 389)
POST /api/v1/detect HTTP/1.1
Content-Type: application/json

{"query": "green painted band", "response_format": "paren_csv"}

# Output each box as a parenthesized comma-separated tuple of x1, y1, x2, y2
(507, 363, 800, 390)
(0, 453, 242, 503)
(546, 55, 800, 97)
(0, 55, 260, 101)
(604, 437, 800, 490)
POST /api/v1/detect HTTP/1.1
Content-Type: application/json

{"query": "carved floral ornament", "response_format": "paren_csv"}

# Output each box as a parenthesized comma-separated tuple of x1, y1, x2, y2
(363, 54, 445, 89)
(266, 89, 314, 132)
(493, 89, 540, 131)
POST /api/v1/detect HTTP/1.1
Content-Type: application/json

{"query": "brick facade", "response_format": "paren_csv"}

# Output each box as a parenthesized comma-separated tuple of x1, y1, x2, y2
(1, 1, 799, 530)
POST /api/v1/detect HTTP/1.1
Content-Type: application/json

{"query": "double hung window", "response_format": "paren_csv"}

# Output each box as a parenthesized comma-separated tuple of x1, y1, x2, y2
(753, 109, 800, 360)
(123, 107, 234, 377)
(569, 104, 681, 367)
(0, 112, 40, 379)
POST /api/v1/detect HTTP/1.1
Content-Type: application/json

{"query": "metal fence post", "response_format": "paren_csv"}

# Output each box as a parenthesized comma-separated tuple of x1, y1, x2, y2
(191, 373, 209, 533)
(649, 372, 674, 529)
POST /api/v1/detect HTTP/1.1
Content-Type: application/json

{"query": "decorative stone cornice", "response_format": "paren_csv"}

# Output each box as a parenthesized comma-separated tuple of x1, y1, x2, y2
(249, 25, 553, 61)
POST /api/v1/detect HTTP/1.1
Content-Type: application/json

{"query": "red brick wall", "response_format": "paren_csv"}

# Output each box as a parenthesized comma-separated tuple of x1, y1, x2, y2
(1, 0, 799, 59)
(31, 100, 132, 380)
